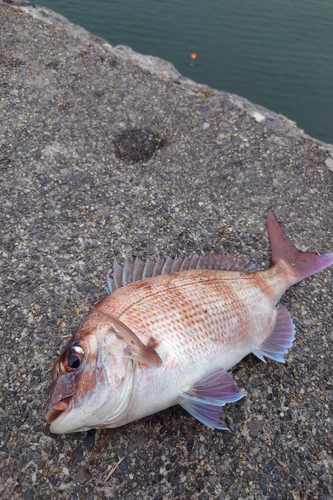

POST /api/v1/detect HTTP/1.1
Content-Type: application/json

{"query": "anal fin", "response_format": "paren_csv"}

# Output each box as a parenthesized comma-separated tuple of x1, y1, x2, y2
(179, 367, 243, 430)
(253, 305, 295, 363)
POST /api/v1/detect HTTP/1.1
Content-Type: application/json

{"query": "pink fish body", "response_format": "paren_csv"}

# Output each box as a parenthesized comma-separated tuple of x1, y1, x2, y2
(46, 212, 333, 434)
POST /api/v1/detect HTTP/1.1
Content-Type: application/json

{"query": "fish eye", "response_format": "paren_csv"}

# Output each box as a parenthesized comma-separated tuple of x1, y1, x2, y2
(67, 354, 81, 369)
(61, 345, 85, 373)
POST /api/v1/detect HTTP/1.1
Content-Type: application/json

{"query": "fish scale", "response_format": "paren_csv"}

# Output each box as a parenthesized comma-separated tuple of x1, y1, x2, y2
(116, 273, 270, 352)
(46, 211, 333, 434)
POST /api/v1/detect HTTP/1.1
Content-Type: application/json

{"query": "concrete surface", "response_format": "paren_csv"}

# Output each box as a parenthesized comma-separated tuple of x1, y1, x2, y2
(0, 0, 332, 498)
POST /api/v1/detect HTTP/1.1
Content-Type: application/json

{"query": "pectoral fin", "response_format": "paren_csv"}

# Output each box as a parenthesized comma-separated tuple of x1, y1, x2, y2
(179, 367, 243, 429)
(87, 304, 162, 367)
(111, 315, 162, 367)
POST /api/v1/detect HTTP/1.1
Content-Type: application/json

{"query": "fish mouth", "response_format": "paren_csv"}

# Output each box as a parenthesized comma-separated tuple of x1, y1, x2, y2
(46, 396, 73, 425)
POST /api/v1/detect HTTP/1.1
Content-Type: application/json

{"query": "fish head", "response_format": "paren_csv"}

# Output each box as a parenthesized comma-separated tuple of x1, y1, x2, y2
(46, 313, 135, 434)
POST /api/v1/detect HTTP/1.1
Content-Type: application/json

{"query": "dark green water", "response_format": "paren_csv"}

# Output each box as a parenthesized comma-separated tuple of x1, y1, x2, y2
(39, 0, 333, 144)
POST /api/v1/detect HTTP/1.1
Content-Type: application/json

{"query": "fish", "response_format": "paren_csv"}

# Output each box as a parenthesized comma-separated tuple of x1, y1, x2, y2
(46, 211, 333, 434)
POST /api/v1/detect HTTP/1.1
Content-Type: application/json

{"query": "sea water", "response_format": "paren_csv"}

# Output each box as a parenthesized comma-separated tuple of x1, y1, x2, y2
(39, 0, 333, 144)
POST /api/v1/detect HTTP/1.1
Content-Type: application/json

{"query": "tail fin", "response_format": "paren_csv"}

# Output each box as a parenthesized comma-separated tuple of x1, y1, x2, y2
(267, 211, 333, 285)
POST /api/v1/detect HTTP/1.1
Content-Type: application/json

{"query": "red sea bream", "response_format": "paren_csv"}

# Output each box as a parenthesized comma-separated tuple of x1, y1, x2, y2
(46, 211, 333, 434)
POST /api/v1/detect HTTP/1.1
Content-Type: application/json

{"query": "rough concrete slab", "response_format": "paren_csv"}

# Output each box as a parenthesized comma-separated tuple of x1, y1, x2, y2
(0, 1, 332, 498)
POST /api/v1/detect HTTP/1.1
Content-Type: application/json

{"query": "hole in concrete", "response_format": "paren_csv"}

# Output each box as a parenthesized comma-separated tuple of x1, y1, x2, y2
(114, 128, 167, 163)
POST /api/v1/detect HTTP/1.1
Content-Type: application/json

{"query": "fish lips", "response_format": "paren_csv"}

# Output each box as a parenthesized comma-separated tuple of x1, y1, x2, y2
(45, 372, 77, 428)
(46, 395, 74, 427)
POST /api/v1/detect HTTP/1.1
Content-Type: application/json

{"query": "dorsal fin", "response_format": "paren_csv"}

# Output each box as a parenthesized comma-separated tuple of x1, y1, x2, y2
(106, 254, 260, 293)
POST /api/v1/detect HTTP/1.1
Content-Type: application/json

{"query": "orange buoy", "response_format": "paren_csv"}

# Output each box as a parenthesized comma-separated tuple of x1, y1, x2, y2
(190, 53, 197, 60)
